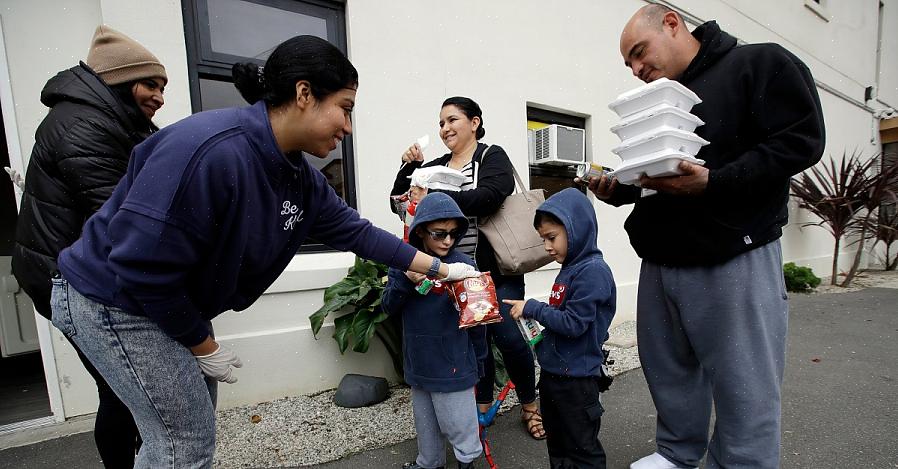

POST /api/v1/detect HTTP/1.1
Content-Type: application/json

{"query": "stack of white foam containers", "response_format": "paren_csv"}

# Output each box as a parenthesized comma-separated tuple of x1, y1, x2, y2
(607, 77, 708, 186)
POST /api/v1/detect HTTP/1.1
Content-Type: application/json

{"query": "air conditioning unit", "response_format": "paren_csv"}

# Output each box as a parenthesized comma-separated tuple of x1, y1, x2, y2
(528, 124, 586, 166)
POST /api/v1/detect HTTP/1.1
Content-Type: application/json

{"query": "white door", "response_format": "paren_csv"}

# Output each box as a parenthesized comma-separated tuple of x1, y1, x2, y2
(0, 256, 39, 356)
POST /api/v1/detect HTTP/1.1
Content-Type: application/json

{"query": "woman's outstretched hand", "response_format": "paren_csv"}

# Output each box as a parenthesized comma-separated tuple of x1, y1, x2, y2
(442, 262, 480, 281)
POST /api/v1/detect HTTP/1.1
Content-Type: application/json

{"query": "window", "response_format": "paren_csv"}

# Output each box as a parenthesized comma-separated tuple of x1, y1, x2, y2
(182, 0, 353, 252)
(526, 106, 588, 199)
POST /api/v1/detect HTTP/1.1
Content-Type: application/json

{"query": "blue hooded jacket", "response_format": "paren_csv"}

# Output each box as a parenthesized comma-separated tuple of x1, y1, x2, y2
(381, 192, 488, 392)
(522, 188, 616, 377)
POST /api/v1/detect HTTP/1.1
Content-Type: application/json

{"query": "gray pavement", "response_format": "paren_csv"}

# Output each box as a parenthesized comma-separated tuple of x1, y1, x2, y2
(1, 287, 896, 468)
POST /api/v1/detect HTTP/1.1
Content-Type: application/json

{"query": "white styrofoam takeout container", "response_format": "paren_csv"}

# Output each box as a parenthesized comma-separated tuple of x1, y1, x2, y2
(610, 151, 705, 186)
(610, 103, 705, 142)
(409, 166, 467, 189)
(608, 77, 701, 118)
(612, 127, 709, 161)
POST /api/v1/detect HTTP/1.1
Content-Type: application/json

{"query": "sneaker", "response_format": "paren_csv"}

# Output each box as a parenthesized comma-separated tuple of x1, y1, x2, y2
(457, 460, 475, 469)
(630, 452, 696, 469)
(401, 463, 444, 469)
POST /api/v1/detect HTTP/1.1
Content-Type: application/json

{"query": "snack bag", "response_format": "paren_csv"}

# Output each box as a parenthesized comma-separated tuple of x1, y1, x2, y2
(516, 317, 545, 347)
(391, 195, 416, 243)
(390, 193, 410, 222)
(451, 272, 502, 329)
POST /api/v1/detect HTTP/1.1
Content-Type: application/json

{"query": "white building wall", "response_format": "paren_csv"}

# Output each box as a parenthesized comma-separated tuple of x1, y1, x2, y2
(878, 0, 898, 109)
(0, 0, 892, 417)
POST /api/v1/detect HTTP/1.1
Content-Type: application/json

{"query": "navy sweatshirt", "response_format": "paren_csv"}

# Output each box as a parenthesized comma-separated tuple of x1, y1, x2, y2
(381, 192, 487, 392)
(58, 101, 417, 347)
(522, 188, 616, 377)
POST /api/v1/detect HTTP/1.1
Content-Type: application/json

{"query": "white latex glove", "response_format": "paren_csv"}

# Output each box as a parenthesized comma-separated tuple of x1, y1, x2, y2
(4, 166, 24, 192)
(442, 262, 481, 281)
(195, 344, 243, 384)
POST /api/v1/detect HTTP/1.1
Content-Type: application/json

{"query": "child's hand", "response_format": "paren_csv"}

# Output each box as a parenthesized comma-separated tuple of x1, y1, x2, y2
(503, 299, 526, 320)
(405, 271, 426, 283)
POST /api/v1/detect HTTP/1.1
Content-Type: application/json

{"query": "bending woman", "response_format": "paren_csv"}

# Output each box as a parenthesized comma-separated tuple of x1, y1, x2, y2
(51, 35, 476, 468)
(390, 97, 544, 440)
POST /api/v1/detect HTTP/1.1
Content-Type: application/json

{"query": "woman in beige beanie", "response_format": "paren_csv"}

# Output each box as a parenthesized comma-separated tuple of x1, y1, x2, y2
(12, 25, 167, 468)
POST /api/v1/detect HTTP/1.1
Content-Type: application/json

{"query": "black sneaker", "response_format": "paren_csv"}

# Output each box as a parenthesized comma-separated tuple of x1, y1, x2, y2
(401, 462, 444, 469)
(457, 461, 476, 469)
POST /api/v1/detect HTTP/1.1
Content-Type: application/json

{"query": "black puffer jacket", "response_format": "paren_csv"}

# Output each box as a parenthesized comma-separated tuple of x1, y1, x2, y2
(12, 62, 155, 318)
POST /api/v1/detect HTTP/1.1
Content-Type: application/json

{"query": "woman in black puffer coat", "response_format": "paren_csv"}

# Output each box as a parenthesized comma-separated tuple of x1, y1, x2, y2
(12, 25, 166, 468)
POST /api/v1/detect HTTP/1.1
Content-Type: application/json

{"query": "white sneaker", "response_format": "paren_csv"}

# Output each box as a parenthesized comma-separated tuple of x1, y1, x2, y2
(630, 452, 696, 469)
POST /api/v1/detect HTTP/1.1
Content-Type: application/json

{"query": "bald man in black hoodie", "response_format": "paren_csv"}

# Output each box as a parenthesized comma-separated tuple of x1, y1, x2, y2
(587, 5, 825, 469)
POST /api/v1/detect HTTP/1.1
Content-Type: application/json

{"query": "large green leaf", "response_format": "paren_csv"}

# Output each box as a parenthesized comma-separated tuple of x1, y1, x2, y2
(350, 307, 390, 354)
(309, 294, 355, 337)
(333, 313, 354, 354)
(323, 276, 363, 303)
(349, 307, 379, 353)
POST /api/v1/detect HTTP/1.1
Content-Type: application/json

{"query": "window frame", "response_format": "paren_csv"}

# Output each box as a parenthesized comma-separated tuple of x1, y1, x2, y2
(181, 0, 355, 253)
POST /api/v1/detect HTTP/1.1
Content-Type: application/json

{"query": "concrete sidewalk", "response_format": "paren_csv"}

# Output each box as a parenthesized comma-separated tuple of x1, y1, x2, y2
(2, 287, 896, 468)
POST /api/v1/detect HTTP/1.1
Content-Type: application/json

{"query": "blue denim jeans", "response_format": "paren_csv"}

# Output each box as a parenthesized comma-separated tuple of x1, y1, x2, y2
(51, 277, 217, 469)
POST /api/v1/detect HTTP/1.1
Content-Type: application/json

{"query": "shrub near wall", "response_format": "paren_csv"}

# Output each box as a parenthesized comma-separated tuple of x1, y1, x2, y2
(783, 262, 822, 293)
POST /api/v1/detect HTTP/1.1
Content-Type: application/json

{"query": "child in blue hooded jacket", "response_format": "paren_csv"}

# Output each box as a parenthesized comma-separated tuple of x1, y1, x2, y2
(382, 192, 488, 469)
(505, 188, 617, 468)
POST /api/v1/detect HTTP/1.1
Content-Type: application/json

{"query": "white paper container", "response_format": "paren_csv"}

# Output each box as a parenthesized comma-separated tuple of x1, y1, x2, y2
(612, 128, 709, 161)
(610, 151, 705, 186)
(610, 104, 705, 141)
(608, 77, 701, 118)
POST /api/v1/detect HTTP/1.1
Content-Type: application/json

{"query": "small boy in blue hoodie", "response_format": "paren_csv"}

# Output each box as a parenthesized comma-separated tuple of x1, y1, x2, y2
(382, 192, 488, 469)
(504, 188, 617, 468)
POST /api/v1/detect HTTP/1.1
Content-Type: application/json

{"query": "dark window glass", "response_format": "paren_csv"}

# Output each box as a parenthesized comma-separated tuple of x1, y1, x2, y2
(183, 0, 354, 251)
(206, 0, 328, 60)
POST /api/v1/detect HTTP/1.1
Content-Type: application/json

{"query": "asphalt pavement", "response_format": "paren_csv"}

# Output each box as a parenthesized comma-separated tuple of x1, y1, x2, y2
(2, 287, 896, 469)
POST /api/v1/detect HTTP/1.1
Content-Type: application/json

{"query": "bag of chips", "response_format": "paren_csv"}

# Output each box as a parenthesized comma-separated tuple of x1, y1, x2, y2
(451, 272, 502, 329)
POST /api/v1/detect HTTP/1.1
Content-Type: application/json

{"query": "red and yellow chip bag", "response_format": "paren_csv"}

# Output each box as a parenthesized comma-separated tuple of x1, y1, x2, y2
(451, 272, 502, 329)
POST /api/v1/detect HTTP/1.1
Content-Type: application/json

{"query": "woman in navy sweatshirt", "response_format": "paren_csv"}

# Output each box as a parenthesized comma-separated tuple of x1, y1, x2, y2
(50, 35, 477, 468)
(382, 192, 487, 469)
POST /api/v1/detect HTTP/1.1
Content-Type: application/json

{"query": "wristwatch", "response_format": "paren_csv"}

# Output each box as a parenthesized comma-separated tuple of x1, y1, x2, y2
(426, 257, 441, 278)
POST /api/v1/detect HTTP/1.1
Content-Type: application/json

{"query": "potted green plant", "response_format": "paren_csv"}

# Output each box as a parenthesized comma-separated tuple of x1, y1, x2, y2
(309, 257, 403, 377)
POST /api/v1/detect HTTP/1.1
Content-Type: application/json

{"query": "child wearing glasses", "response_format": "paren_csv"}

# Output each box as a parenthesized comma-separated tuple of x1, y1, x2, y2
(504, 188, 617, 468)
(382, 192, 488, 469)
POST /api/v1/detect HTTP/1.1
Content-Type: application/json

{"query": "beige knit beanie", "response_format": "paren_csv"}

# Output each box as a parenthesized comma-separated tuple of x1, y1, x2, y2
(86, 25, 167, 86)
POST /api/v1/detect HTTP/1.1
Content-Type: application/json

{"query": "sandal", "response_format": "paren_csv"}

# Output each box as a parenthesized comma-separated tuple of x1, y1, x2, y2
(521, 407, 547, 440)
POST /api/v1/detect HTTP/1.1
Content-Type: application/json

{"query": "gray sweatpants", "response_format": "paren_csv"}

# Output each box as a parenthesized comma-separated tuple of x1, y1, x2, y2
(637, 240, 788, 468)
(411, 386, 482, 468)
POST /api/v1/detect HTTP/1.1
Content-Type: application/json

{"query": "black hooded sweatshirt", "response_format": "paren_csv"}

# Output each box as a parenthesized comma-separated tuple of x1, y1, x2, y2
(608, 21, 825, 266)
(12, 62, 155, 318)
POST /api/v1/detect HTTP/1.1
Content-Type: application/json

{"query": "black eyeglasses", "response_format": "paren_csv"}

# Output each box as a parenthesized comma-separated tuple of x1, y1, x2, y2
(425, 229, 465, 241)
